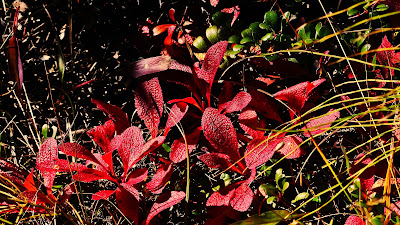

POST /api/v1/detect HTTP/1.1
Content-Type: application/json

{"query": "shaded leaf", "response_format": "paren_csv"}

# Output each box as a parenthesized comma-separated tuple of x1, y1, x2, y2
(125, 168, 148, 185)
(349, 153, 375, 192)
(202, 107, 240, 161)
(220, 91, 251, 114)
(58, 142, 100, 164)
(198, 153, 232, 170)
(245, 135, 283, 169)
(274, 79, 325, 118)
(135, 77, 164, 138)
(92, 190, 115, 200)
(91, 99, 129, 134)
(86, 120, 116, 153)
(116, 185, 140, 225)
(164, 102, 188, 136)
(146, 191, 186, 225)
(239, 108, 265, 139)
(230, 183, 253, 212)
(170, 127, 201, 163)
(249, 90, 282, 122)
(231, 210, 302, 225)
(145, 163, 173, 194)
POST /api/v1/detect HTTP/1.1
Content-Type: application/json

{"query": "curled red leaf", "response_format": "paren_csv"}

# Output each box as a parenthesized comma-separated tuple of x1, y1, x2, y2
(239, 108, 265, 139)
(86, 120, 116, 153)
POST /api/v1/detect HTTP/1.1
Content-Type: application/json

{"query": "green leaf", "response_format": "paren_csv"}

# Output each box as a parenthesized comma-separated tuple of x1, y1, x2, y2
(162, 143, 171, 153)
(259, 184, 278, 197)
(374, 4, 389, 12)
(261, 33, 274, 41)
(228, 35, 241, 44)
(370, 215, 384, 225)
(282, 181, 289, 193)
(225, 49, 241, 58)
(361, 44, 371, 55)
(230, 210, 303, 225)
(233, 44, 245, 51)
(240, 37, 253, 44)
(249, 22, 261, 33)
(317, 26, 330, 39)
(264, 11, 278, 29)
(275, 168, 284, 182)
(312, 196, 321, 203)
(259, 23, 270, 30)
(42, 124, 49, 139)
(372, 53, 377, 70)
(298, 24, 315, 40)
(206, 25, 219, 44)
(241, 28, 253, 38)
(193, 36, 207, 51)
(291, 192, 309, 203)
(266, 196, 276, 204)
(212, 12, 226, 26)
(347, 8, 359, 17)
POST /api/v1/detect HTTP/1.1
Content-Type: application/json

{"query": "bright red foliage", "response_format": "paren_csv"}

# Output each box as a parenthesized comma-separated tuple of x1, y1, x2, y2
(376, 35, 400, 79)
(91, 99, 129, 134)
(274, 79, 325, 118)
(302, 109, 340, 137)
(349, 153, 375, 192)
(345, 215, 364, 225)
(146, 191, 186, 225)
(276, 135, 305, 159)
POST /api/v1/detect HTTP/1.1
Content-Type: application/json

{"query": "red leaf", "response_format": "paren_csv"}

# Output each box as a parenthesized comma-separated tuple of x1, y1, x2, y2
(218, 82, 234, 112)
(164, 102, 188, 136)
(117, 126, 144, 173)
(194, 41, 228, 85)
(210, 0, 219, 6)
(120, 182, 140, 200)
(36, 138, 58, 193)
(86, 120, 116, 153)
(169, 8, 176, 22)
(135, 77, 164, 138)
(302, 109, 340, 137)
(206, 189, 235, 207)
(24, 169, 37, 192)
(275, 135, 305, 159)
(58, 142, 100, 164)
(170, 127, 201, 163)
(21, 191, 53, 205)
(345, 216, 364, 225)
(8, 36, 24, 97)
(168, 97, 202, 111)
(198, 153, 232, 170)
(145, 163, 173, 194)
(116, 185, 140, 224)
(91, 99, 129, 134)
(0, 158, 28, 188)
(245, 135, 283, 169)
(377, 35, 396, 78)
(220, 91, 251, 114)
(349, 153, 375, 191)
(73, 167, 117, 183)
(92, 189, 116, 200)
(146, 191, 186, 225)
(137, 136, 166, 165)
(230, 183, 253, 212)
(249, 90, 282, 122)
(153, 24, 175, 36)
(239, 108, 265, 139)
(202, 107, 240, 162)
(125, 168, 148, 185)
(221, 6, 240, 26)
(388, 201, 400, 216)
(274, 79, 325, 118)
